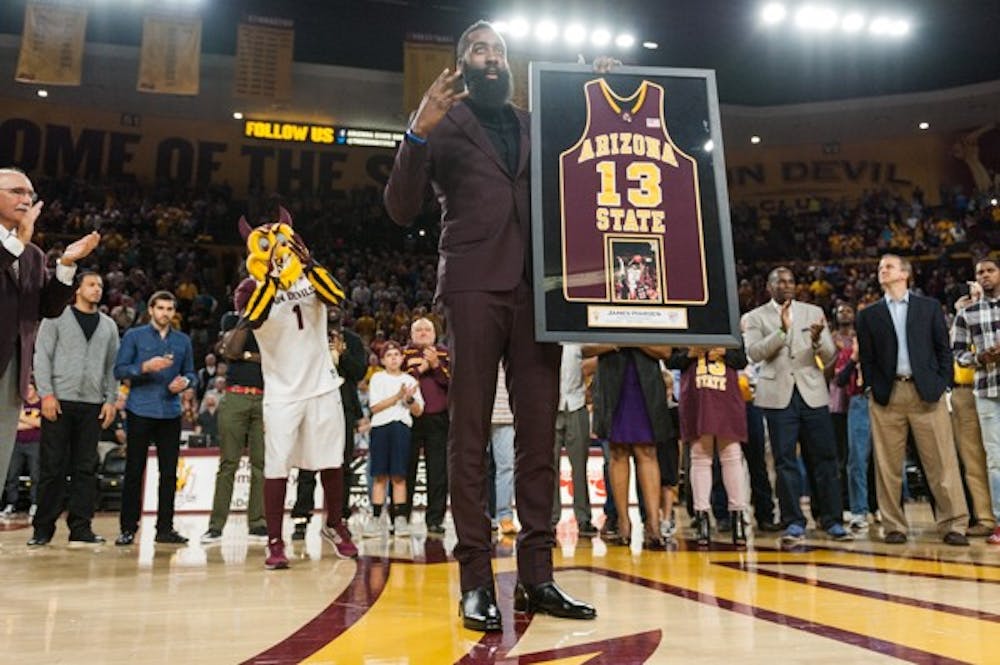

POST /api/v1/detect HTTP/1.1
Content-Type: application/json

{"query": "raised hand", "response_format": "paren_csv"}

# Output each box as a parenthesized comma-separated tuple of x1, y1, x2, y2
(410, 68, 470, 138)
(60, 231, 101, 265)
(16, 201, 43, 245)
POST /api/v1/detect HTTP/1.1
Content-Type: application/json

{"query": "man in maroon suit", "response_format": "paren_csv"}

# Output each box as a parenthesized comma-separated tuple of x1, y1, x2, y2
(384, 21, 595, 632)
(0, 167, 100, 489)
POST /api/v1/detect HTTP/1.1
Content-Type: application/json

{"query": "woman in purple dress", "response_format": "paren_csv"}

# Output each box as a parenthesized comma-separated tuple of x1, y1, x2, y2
(585, 345, 673, 550)
(668, 345, 748, 547)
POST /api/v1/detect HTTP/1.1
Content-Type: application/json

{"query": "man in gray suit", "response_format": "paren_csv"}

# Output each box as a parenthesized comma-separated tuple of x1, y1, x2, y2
(743, 267, 851, 544)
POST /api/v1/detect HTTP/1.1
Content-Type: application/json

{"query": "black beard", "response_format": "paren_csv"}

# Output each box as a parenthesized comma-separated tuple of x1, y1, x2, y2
(463, 66, 513, 109)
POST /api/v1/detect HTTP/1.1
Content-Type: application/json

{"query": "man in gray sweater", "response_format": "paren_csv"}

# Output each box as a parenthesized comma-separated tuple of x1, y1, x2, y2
(29, 271, 119, 546)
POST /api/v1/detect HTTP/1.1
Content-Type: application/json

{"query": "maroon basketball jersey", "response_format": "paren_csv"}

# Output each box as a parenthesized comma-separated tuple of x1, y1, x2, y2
(559, 79, 707, 304)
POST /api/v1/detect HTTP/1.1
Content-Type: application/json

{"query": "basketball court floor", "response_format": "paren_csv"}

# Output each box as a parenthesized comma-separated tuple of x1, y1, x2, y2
(2, 503, 997, 664)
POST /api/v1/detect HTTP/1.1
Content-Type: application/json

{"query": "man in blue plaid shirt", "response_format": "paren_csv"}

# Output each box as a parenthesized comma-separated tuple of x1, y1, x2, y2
(952, 257, 1000, 544)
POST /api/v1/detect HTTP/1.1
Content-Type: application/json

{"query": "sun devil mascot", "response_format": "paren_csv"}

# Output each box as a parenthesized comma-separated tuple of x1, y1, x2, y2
(237, 207, 357, 569)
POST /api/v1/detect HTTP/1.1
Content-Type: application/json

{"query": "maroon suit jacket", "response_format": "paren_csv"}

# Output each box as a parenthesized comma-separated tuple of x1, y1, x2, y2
(0, 241, 74, 398)
(384, 102, 531, 300)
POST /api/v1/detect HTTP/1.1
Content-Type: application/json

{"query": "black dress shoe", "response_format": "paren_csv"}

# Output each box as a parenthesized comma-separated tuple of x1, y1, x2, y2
(27, 533, 52, 547)
(757, 521, 783, 533)
(427, 524, 446, 536)
(459, 587, 502, 632)
(513, 581, 596, 620)
(943, 531, 970, 546)
(155, 529, 189, 544)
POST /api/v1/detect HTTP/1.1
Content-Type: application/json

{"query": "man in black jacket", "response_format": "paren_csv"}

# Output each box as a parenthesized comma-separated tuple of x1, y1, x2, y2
(855, 254, 969, 545)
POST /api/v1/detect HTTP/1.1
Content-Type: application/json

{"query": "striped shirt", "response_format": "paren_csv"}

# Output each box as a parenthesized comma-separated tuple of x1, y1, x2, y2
(951, 295, 1000, 398)
(491, 364, 513, 425)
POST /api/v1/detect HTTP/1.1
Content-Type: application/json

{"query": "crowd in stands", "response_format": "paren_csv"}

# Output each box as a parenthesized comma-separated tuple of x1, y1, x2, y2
(5, 174, 999, 546)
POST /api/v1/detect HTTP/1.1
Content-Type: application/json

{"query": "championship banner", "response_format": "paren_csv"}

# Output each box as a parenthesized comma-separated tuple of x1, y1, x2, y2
(530, 64, 740, 346)
(233, 15, 294, 101)
(138, 14, 202, 96)
(402, 34, 453, 116)
(15, 2, 88, 86)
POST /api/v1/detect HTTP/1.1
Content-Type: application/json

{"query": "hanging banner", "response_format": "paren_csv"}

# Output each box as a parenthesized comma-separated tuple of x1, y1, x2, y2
(15, 2, 88, 86)
(402, 33, 454, 117)
(233, 14, 294, 101)
(531, 64, 740, 347)
(137, 14, 202, 96)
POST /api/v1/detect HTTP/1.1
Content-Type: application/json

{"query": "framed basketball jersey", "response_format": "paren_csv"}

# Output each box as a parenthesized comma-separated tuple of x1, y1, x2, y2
(531, 64, 740, 347)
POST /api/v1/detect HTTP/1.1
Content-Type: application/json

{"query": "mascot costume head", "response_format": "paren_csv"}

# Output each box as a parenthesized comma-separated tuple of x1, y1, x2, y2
(237, 206, 344, 325)
(239, 206, 304, 291)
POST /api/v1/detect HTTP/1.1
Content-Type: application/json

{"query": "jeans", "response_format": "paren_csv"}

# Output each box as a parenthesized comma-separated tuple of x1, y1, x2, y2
(974, 394, 1000, 522)
(120, 412, 181, 534)
(491, 424, 514, 521)
(846, 394, 872, 516)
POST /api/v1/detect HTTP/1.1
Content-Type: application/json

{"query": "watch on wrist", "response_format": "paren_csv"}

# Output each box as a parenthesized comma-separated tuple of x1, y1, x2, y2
(243, 350, 252, 360)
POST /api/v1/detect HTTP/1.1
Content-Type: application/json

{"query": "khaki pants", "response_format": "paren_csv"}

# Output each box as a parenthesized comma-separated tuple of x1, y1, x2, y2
(870, 381, 968, 535)
(950, 386, 995, 527)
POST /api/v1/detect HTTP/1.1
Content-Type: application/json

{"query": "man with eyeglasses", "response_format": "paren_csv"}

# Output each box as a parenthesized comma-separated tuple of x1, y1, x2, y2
(0, 167, 100, 490)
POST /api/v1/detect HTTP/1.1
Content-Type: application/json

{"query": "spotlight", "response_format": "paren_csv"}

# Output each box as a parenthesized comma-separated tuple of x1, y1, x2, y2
(492, 20, 509, 33)
(918, 121, 929, 130)
(642, 41, 659, 49)
(888, 19, 911, 37)
(36, 89, 48, 98)
(418, 229, 427, 237)
(508, 18, 530, 38)
(615, 33, 636, 48)
(869, 17, 892, 35)
(991, 198, 998, 207)
(564, 24, 586, 44)
(761, 2, 787, 25)
(750, 135, 761, 144)
(841, 13, 865, 32)
(704, 140, 714, 152)
(233, 111, 243, 120)
(535, 21, 558, 43)
(591, 28, 611, 46)
(795, 5, 838, 31)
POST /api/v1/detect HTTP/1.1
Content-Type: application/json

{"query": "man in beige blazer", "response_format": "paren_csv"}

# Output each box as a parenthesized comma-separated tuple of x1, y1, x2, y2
(743, 267, 851, 543)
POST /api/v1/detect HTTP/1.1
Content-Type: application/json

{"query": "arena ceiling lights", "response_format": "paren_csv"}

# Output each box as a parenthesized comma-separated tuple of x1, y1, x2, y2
(492, 18, 646, 51)
(759, 2, 911, 38)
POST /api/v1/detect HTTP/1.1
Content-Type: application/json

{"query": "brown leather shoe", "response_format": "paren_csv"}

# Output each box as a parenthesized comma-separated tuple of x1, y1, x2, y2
(943, 531, 970, 546)
(883, 531, 908, 544)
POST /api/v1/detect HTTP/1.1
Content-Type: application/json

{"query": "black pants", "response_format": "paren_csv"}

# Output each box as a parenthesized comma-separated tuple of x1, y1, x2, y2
(406, 411, 449, 526)
(32, 401, 101, 537)
(292, 421, 356, 522)
(120, 412, 181, 534)
(744, 402, 777, 525)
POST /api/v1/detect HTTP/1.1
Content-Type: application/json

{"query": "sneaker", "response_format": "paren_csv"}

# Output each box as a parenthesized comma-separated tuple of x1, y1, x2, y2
(659, 519, 676, 539)
(362, 514, 386, 539)
(1, 504, 14, 517)
(600, 518, 619, 539)
(781, 523, 806, 544)
(29, 504, 37, 518)
(394, 515, 411, 537)
(248, 526, 268, 542)
(968, 522, 994, 537)
(579, 521, 599, 537)
(69, 531, 106, 547)
(321, 522, 359, 559)
(115, 531, 135, 546)
(426, 523, 446, 536)
(498, 518, 518, 535)
(987, 527, 1000, 545)
(200, 529, 223, 544)
(27, 532, 52, 547)
(154, 529, 189, 545)
(291, 521, 307, 541)
(826, 523, 854, 541)
(265, 538, 289, 569)
(848, 514, 869, 531)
